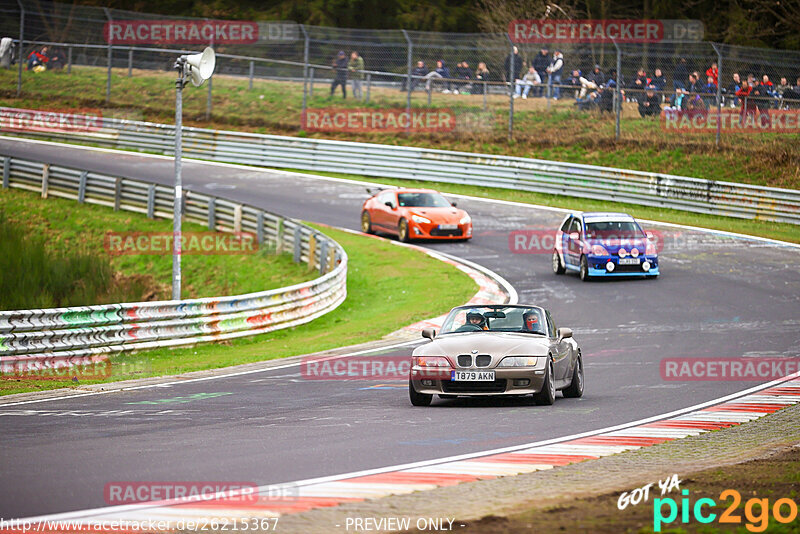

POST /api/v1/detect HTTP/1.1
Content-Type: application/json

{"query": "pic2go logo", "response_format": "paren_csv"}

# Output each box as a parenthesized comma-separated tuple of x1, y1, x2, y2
(654, 489, 798, 532)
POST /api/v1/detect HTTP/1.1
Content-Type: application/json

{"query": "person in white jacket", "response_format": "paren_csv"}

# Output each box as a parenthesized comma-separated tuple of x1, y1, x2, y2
(546, 50, 564, 99)
(514, 67, 542, 99)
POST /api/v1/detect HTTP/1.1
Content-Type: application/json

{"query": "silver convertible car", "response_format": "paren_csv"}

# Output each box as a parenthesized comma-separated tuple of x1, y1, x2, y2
(409, 305, 583, 406)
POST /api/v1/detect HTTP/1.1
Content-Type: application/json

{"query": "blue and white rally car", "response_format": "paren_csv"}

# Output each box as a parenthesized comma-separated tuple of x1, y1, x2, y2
(553, 212, 659, 281)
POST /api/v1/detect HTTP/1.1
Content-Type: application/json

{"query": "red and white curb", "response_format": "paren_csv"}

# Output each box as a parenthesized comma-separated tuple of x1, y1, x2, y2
(12, 376, 799, 530)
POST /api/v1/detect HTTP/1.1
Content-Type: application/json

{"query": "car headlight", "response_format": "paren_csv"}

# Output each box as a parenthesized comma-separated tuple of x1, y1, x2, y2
(411, 214, 431, 224)
(413, 356, 450, 367)
(498, 356, 539, 367)
(591, 244, 609, 256)
(459, 215, 471, 225)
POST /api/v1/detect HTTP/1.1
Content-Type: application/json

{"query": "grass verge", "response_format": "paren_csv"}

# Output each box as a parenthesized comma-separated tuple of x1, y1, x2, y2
(0, 222, 478, 396)
(284, 169, 800, 244)
(0, 187, 316, 305)
(1, 67, 797, 189)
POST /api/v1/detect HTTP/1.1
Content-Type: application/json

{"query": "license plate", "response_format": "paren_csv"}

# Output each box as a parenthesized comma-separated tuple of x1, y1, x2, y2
(439, 224, 457, 230)
(451, 370, 495, 381)
(619, 258, 641, 265)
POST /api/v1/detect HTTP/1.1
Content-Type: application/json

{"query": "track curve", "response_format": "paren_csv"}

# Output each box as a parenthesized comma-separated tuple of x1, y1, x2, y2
(1, 137, 798, 518)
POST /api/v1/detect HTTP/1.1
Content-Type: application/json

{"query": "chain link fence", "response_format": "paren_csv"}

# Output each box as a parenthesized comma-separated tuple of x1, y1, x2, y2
(2, 0, 800, 145)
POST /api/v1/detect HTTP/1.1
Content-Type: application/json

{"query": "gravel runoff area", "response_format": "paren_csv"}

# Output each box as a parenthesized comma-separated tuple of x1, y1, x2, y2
(272, 403, 800, 534)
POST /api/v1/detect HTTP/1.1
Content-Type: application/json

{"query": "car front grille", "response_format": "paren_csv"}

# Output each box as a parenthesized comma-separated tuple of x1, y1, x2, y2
(457, 354, 492, 367)
(457, 355, 472, 367)
(475, 355, 491, 367)
(615, 263, 649, 273)
(430, 227, 463, 237)
(442, 379, 507, 394)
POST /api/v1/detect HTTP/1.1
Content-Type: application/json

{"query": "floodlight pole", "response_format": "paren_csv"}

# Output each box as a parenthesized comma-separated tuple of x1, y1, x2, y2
(172, 56, 187, 301)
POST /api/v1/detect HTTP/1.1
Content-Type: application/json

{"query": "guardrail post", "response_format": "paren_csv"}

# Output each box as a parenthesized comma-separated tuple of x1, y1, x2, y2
(41, 164, 50, 198)
(67, 46, 72, 74)
(127, 48, 133, 77)
(2, 157, 9, 189)
(114, 177, 122, 211)
(207, 197, 216, 230)
(78, 171, 87, 203)
(365, 73, 371, 103)
(103, 8, 113, 104)
(16, 0, 23, 96)
(293, 226, 302, 263)
(147, 184, 156, 218)
(276, 219, 284, 254)
(328, 247, 336, 272)
(319, 239, 328, 275)
(248, 60, 254, 90)
(256, 211, 264, 246)
(308, 234, 317, 270)
(233, 204, 242, 233)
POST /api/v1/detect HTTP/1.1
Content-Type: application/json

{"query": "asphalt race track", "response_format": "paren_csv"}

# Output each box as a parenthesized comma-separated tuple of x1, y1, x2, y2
(1, 137, 799, 519)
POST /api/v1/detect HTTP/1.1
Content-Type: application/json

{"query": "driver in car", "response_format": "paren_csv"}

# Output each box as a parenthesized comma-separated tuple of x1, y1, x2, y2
(523, 311, 544, 334)
(466, 309, 488, 330)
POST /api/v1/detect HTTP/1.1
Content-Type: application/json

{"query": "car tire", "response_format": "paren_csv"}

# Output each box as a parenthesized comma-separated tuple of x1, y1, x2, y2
(579, 255, 591, 282)
(398, 218, 410, 243)
(409, 379, 433, 406)
(552, 250, 566, 274)
(562, 352, 584, 398)
(533, 360, 556, 406)
(361, 211, 374, 234)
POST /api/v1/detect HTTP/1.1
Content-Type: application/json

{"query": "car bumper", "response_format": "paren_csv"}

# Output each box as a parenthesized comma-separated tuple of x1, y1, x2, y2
(586, 255, 659, 276)
(409, 221, 472, 240)
(410, 367, 547, 396)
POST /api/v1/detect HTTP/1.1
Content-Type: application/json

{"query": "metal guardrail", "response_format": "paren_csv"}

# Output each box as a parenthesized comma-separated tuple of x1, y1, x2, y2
(2, 111, 798, 224)
(0, 154, 348, 370)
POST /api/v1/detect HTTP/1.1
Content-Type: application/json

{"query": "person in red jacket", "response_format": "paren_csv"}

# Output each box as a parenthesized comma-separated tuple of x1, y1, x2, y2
(705, 62, 718, 86)
(736, 75, 760, 116)
(26, 46, 49, 71)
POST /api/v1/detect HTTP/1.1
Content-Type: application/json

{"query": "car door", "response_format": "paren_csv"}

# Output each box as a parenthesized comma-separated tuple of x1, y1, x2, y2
(565, 217, 583, 267)
(547, 310, 571, 380)
(372, 191, 395, 231)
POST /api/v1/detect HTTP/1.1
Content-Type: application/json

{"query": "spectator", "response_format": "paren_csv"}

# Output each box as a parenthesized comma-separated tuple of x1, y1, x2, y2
(597, 69, 617, 113)
(577, 71, 600, 100)
(781, 77, 800, 108)
(330, 50, 348, 98)
(673, 58, 688, 90)
(638, 85, 661, 117)
(776, 77, 791, 97)
(475, 62, 490, 94)
(687, 73, 702, 94)
(761, 75, 775, 97)
(703, 76, 718, 107)
(665, 88, 686, 111)
(634, 67, 649, 88)
(651, 68, 666, 92)
(565, 69, 582, 98)
(505, 46, 522, 89)
(26, 45, 49, 71)
(47, 48, 66, 70)
(532, 48, 549, 97)
(454, 61, 473, 94)
(588, 64, 605, 86)
(513, 66, 541, 99)
(409, 60, 427, 91)
(424, 59, 451, 93)
(546, 49, 564, 99)
(736, 74, 760, 116)
(348, 51, 364, 100)
(727, 73, 742, 107)
(705, 62, 719, 86)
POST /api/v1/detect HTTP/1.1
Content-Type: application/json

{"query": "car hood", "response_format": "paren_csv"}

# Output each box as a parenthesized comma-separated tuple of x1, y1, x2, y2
(406, 207, 465, 224)
(413, 332, 550, 359)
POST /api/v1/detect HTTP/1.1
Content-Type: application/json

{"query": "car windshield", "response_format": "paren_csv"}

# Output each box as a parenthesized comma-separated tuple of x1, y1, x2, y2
(398, 192, 451, 208)
(439, 306, 547, 335)
(585, 221, 644, 239)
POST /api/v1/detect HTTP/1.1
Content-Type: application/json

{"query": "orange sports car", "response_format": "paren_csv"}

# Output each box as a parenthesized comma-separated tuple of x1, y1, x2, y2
(361, 188, 472, 242)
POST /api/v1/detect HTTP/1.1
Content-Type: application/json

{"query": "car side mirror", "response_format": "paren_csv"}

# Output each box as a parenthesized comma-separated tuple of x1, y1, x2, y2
(422, 328, 437, 340)
(384, 201, 396, 209)
(569, 232, 580, 241)
(646, 231, 654, 240)
(451, 201, 457, 207)
(557, 327, 573, 340)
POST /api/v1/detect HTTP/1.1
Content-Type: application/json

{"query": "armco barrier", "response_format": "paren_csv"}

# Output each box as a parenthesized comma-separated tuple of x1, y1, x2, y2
(0, 155, 347, 370)
(2, 110, 798, 224)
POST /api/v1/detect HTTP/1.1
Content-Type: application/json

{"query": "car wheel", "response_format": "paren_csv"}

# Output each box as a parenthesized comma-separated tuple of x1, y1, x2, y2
(361, 211, 374, 234)
(552, 249, 566, 274)
(398, 218, 410, 243)
(533, 360, 556, 406)
(409, 378, 432, 406)
(579, 255, 591, 282)
(562, 352, 584, 398)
